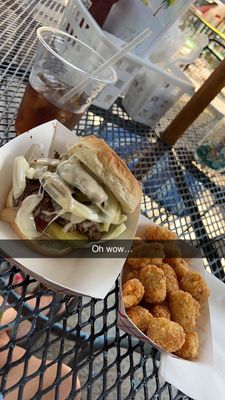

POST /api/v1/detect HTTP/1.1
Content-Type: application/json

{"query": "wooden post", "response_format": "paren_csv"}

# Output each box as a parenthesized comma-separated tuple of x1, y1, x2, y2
(160, 58, 225, 146)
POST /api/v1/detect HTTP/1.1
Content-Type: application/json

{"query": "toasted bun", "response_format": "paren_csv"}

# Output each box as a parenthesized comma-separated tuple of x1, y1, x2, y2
(4, 189, 72, 257)
(69, 136, 142, 213)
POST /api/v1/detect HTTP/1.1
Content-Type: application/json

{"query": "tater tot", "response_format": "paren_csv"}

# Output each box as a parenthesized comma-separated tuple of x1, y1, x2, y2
(180, 271, 210, 304)
(133, 236, 142, 245)
(123, 263, 140, 283)
(128, 243, 165, 269)
(158, 263, 179, 296)
(162, 242, 182, 259)
(150, 302, 171, 320)
(145, 225, 177, 241)
(122, 279, 144, 309)
(139, 265, 166, 304)
(126, 305, 152, 332)
(165, 258, 189, 281)
(168, 290, 200, 331)
(175, 331, 199, 360)
(146, 317, 185, 352)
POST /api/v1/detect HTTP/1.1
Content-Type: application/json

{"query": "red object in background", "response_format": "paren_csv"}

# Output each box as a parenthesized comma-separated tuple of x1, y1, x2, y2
(88, 0, 119, 27)
(196, 5, 216, 15)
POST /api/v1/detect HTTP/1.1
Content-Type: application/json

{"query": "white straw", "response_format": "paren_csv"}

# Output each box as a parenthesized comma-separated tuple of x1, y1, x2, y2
(59, 28, 151, 105)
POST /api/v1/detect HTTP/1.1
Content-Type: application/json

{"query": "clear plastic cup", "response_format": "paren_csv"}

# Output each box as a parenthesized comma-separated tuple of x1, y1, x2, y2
(15, 27, 117, 135)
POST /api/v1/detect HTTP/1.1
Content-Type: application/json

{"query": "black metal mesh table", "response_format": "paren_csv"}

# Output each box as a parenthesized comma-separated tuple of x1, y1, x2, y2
(0, 1, 225, 399)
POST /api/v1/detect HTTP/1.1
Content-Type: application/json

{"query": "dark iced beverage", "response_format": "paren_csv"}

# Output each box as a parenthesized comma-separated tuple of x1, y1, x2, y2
(14, 27, 116, 135)
(15, 83, 83, 135)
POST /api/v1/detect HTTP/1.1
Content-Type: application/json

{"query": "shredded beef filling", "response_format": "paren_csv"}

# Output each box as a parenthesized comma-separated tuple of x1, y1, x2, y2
(14, 179, 40, 207)
(57, 218, 102, 240)
(14, 179, 55, 222)
(14, 180, 102, 240)
(76, 221, 102, 241)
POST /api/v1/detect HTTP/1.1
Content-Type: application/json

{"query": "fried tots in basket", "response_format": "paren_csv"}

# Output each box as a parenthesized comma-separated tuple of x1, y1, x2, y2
(168, 290, 200, 331)
(122, 278, 144, 309)
(150, 302, 171, 320)
(126, 305, 152, 332)
(146, 317, 185, 353)
(121, 222, 210, 361)
(158, 263, 179, 296)
(145, 225, 177, 241)
(175, 331, 199, 360)
(180, 271, 210, 304)
(166, 258, 189, 281)
(128, 242, 165, 269)
(139, 265, 166, 304)
(162, 242, 182, 259)
(123, 263, 140, 283)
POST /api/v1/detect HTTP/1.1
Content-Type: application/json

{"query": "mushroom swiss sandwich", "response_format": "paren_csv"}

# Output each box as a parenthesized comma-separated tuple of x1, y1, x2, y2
(0, 136, 142, 255)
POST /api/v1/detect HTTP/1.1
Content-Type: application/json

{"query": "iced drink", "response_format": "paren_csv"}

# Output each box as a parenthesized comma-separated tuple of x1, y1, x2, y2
(15, 27, 116, 135)
(15, 82, 84, 135)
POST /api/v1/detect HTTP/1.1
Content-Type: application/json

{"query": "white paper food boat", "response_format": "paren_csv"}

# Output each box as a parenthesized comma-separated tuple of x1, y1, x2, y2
(118, 215, 213, 365)
(0, 120, 140, 298)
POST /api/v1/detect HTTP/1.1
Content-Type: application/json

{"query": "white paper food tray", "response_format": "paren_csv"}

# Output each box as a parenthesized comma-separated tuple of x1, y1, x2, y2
(0, 120, 140, 298)
(118, 215, 213, 366)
